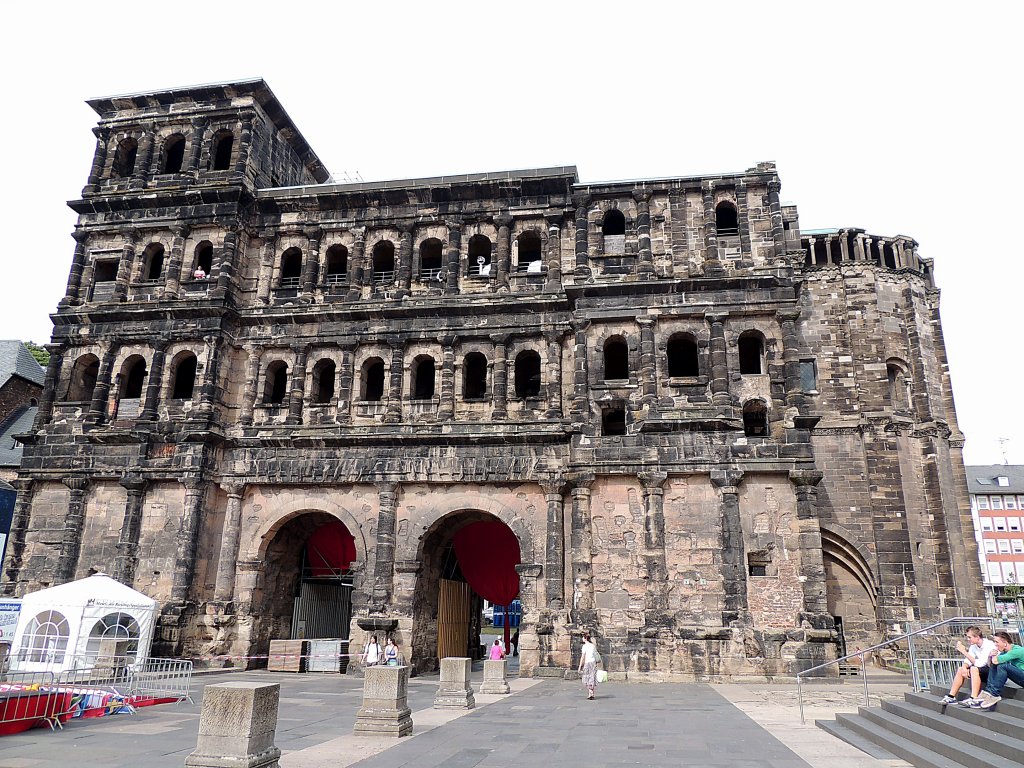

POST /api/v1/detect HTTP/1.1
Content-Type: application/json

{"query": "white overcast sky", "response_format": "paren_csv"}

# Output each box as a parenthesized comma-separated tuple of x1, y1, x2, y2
(0, 2, 1018, 465)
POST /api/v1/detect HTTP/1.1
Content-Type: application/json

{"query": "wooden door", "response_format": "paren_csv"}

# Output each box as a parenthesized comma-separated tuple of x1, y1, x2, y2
(437, 578, 471, 659)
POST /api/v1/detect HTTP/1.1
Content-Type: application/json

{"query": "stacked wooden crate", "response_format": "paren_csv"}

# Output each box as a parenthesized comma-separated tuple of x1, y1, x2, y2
(267, 639, 307, 672)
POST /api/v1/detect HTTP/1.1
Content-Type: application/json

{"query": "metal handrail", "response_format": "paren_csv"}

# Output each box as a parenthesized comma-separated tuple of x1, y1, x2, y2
(796, 616, 991, 724)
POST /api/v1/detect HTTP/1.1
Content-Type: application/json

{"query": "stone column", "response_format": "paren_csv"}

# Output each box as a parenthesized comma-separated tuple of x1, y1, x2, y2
(196, 336, 222, 419)
(347, 229, 367, 300)
(285, 345, 309, 425)
(61, 230, 90, 306)
(135, 131, 155, 184)
(397, 223, 414, 297)
(383, 339, 404, 424)
(300, 226, 321, 301)
(214, 483, 246, 603)
(86, 343, 118, 425)
(445, 219, 461, 294)
(112, 228, 138, 302)
(239, 345, 264, 426)
(544, 331, 563, 419)
(185, 118, 206, 174)
(634, 190, 655, 278)
(854, 234, 866, 261)
(638, 316, 658, 408)
(490, 334, 509, 420)
(163, 224, 190, 298)
(541, 480, 566, 609)
(336, 342, 355, 424)
(433, 657, 475, 709)
(789, 470, 830, 619)
(838, 231, 850, 262)
(32, 345, 64, 429)
(232, 113, 254, 177)
(572, 195, 591, 278)
(494, 214, 512, 292)
(169, 476, 207, 603)
(480, 658, 510, 694)
(185, 681, 281, 768)
(437, 335, 456, 421)
(85, 128, 110, 189)
(371, 482, 399, 610)
(256, 233, 276, 305)
(639, 472, 669, 610)
(568, 473, 596, 613)
(212, 227, 239, 298)
(710, 469, 748, 625)
(139, 341, 167, 421)
(56, 477, 90, 584)
(570, 319, 591, 421)
(777, 309, 804, 413)
(701, 184, 723, 276)
(2, 480, 34, 593)
(767, 180, 786, 262)
(113, 476, 148, 585)
(353, 665, 412, 737)
(736, 181, 752, 257)
(544, 216, 562, 292)
(706, 313, 731, 408)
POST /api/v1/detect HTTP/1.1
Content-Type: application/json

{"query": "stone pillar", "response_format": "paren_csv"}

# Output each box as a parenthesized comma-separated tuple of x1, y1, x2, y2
(139, 342, 167, 421)
(163, 224, 190, 298)
(113, 476, 148, 586)
(371, 482, 399, 610)
(437, 335, 456, 421)
(494, 214, 512, 292)
(542, 480, 566, 609)
(86, 343, 117, 425)
(85, 128, 110, 188)
(135, 132, 155, 184)
(544, 331, 563, 419)
(638, 316, 658, 408)
(212, 227, 239, 298)
(777, 309, 804, 413)
(233, 113, 254, 177)
(569, 473, 595, 613)
(639, 472, 669, 610)
(285, 345, 309, 425)
(573, 195, 591, 278)
(33, 345, 64, 429)
(2, 480, 34, 594)
(445, 219, 461, 294)
(544, 216, 562, 292)
(169, 476, 207, 603)
(634, 190, 655, 278)
(353, 665, 412, 737)
(336, 343, 355, 424)
(480, 658, 511, 694)
(789, 470, 830, 619)
(710, 469, 748, 625)
(433, 657, 475, 709)
(706, 313, 730, 408)
(767, 179, 785, 262)
(239, 345, 264, 426)
(61, 230, 90, 306)
(736, 181, 752, 257)
(256, 233, 276, 305)
(196, 336, 222, 419)
(397, 223, 414, 297)
(300, 226, 321, 301)
(838, 231, 850, 262)
(854, 234, 866, 261)
(490, 334, 508, 420)
(214, 484, 246, 603)
(185, 682, 281, 768)
(185, 118, 206, 174)
(570, 319, 591, 422)
(383, 340, 404, 424)
(702, 184, 723, 275)
(56, 477, 90, 584)
(347, 229, 366, 300)
(112, 228, 138, 302)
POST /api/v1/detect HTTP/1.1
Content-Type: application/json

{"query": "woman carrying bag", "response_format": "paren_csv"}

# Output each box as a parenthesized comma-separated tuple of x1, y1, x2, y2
(361, 635, 382, 667)
(578, 632, 602, 700)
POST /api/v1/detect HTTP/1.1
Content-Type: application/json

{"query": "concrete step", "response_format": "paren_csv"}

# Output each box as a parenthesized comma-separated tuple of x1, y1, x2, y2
(928, 681, 1022, 701)
(858, 705, 1002, 768)
(814, 719, 898, 761)
(882, 698, 1024, 765)
(906, 691, 1024, 738)
(829, 712, 964, 768)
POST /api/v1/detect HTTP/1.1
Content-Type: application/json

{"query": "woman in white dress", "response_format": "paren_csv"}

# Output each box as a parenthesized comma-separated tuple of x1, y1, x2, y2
(578, 632, 599, 700)
(362, 635, 382, 666)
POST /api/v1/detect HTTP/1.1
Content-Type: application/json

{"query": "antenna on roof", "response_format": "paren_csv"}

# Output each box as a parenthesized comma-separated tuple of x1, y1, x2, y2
(998, 437, 1011, 465)
(332, 170, 364, 184)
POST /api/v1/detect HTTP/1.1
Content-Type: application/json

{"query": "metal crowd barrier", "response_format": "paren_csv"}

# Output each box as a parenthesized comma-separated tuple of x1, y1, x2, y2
(0, 670, 77, 733)
(130, 657, 193, 704)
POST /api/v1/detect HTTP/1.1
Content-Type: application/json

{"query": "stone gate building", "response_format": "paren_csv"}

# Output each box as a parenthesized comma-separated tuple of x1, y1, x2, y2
(1, 79, 984, 678)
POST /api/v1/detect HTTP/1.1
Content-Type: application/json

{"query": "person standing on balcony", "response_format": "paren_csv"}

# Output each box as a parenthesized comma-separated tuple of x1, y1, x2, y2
(940, 626, 995, 705)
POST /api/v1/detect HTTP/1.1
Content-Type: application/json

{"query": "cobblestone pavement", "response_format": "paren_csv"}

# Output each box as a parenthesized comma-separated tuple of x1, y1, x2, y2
(0, 668, 911, 768)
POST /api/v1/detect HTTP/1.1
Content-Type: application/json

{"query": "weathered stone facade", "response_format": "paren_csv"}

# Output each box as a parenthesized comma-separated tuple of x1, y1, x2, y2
(1, 80, 984, 679)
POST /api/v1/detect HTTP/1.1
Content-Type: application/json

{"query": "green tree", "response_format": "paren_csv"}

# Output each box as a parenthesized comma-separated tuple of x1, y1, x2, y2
(24, 341, 49, 367)
(1004, 575, 1024, 616)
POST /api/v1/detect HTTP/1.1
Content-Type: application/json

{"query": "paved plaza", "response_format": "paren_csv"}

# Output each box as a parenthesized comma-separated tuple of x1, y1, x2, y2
(0, 666, 912, 768)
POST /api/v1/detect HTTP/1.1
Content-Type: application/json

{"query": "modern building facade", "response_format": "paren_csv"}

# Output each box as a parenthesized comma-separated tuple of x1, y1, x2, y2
(0, 79, 984, 678)
(967, 465, 1024, 615)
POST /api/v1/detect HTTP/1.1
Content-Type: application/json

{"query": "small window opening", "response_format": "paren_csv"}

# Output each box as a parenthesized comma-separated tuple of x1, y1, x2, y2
(516, 231, 543, 273)
(419, 238, 444, 282)
(800, 359, 817, 392)
(742, 399, 768, 437)
(94, 260, 118, 283)
(66, 355, 99, 401)
(667, 335, 699, 377)
(122, 359, 147, 399)
(463, 352, 488, 399)
(412, 357, 436, 399)
(265, 361, 289, 405)
(372, 241, 396, 283)
(870, 240, 882, 265)
(144, 244, 165, 281)
(748, 550, 771, 577)
(163, 134, 186, 174)
(112, 138, 138, 178)
(468, 235, 492, 276)
(312, 359, 336, 404)
(211, 131, 234, 171)
(514, 350, 542, 398)
(195, 242, 214, 276)
(279, 247, 303, 288)
(602, 404, 626, 436)
(883, 243, 897, 269)
(172, 354, 197, 399)
(363, 358, 385, 401)
(738, 334, 764, 375)
(603, 338, 629, 381)
(325, 245, 348, 284)
(814, 240, 829, 265)
(830, 239, 843, 265)
(602, 209, 625, 236)
(887, 363, 910, 411)
(716, 202, 739, 236)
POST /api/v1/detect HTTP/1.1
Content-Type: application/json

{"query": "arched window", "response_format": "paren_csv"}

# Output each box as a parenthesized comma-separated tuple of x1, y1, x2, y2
(194, 242, 214, 277)
(279, 247, 303, 288)
(120, 357, 147, 399)
(312, 359, 336, 404)
(85, 612, 141, 662)
(264, 361, 289, 405)
(24, 610, 70, 664)
(716, 202, 739, 236)
(514, 350, 541, 398)
(463, 352, 488, 399)
(468, 235, 492, 277)
(419, 238, 444, 282)
(324, 245, 348, 284)
(361, 358, 385, 401)
(516, 231, 543, 273)
(667, 334, 699, 377)
(171, 353, 198, 399)
(112, 137, 138, 179)
(372, 241, 396, 284)
(887, 362, 910, 412)
(738, 333, 764, 375)
(162, 134, 186, 174)
(602, 209, 626, 236)
(603, 337, 629, 381)
(742, 399, 768, 437)
(66, 354, 99, 401)
(143, 243, 165, 281)
(211, 130, 234, 171)
(412, 356, 436, 399)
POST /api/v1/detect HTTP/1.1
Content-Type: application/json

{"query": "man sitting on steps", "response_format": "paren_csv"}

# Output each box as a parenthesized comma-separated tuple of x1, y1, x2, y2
(940, 625, 996, 706)
(972, 630, 1024, 710)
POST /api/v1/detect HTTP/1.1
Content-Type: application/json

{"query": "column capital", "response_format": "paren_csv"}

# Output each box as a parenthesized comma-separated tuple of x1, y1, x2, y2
(220, 482, 246, 498)
(438, 334, 459, 348)
(72, 229, 90, 244)
(171, 224, 190, 239)
(545, 212, 563, 229)
(788, 469, 824, 488)
(515, 563, 543, 579)
(570, 318, 591, 334)
(303, 225, 323, 241)
(120, 227, 139, 245)
(571, 193, 591, 209)
(386, 336, 405, 351)
(637, 316, 656, 328)
(540, 478, 569, 497)
(119, 475, 148, 493)
(494, 214, 513, 229)
(378, 481, 400, 497)
(489, 332, 511, 346)
(638, 471, 669, 490)
(445, 217, 463, 231)
(399, 221, 416, 235)
(767, 179, 782, 195)
(63, 477, 90, 493)
(567, 472, 596, 492)
(12, 478, 34, 493)
(704, 312, 728, 324)
(709, 469, 744, 491)
(543, 329, 566, 345)
(631, 188, 652, 204)
(776, 309, 801, 323)
(181, 475, 204, 492)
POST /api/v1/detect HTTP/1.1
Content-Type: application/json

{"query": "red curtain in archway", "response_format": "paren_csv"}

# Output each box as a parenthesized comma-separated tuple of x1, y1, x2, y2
(305, 521, 356, 577)
(452, 520, 521, 604)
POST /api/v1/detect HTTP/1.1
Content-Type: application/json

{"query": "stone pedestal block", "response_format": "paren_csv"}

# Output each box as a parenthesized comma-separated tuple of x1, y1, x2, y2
(185, 681, 281, 768)
(353, 664, 413, 737)
(479, 658, 510, 694)
(433, 656, 475, 709)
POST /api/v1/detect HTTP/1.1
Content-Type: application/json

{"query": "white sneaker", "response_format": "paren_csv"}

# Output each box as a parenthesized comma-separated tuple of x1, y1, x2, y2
(940, 694, 956, 704)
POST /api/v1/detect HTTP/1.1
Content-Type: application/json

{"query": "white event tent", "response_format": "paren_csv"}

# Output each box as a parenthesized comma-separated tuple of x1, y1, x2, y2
(8, 573, 158, 673)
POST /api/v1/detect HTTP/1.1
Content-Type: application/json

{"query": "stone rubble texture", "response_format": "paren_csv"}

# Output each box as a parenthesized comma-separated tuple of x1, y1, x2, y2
(0, 79, 984, 680)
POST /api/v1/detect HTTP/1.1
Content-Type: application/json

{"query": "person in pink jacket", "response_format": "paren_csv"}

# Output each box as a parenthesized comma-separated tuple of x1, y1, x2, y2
(488, 639, 505, 660)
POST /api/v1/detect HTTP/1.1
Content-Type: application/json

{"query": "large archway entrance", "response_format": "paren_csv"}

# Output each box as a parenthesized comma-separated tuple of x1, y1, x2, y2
(412, 511, 521, 674)
(257, 512, 356, 651)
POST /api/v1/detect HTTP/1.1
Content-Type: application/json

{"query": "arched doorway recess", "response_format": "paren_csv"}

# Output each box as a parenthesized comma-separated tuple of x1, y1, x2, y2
(822, 527, 879, 657)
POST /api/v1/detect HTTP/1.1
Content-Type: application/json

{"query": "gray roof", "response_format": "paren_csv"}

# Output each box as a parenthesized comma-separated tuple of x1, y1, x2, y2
(0, 341, 45, 388)
(0, 405, 35, 468)
(966, 464, 1024, 494)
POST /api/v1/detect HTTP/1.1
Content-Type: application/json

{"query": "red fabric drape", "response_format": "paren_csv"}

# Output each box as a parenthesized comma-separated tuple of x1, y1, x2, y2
(305, 521, 356, 577)
(452, 520, 521, 605)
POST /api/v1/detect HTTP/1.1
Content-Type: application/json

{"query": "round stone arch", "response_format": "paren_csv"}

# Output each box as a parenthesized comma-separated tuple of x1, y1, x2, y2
(819, 522, 881, 654)
(248, 497, 370, 568)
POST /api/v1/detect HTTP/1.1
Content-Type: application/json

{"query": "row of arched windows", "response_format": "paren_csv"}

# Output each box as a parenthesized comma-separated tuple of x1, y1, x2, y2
(63, 352, 198, 403)
(110, 130, 234, 179)
(595, 203, 738, 236)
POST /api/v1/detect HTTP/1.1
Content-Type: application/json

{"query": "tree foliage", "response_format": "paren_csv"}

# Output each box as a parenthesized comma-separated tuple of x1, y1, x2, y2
(24, 341, 49, 367)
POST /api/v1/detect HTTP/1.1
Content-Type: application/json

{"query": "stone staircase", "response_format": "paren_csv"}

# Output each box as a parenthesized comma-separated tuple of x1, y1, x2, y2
(817, 683, 1024, 768)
